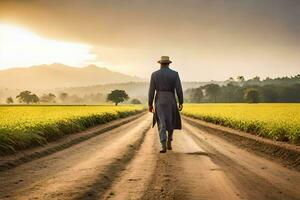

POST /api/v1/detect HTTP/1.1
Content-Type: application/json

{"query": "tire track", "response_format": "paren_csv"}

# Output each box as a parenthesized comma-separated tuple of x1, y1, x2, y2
(102, 128, 159, 200)
(74, 124, 149, 200)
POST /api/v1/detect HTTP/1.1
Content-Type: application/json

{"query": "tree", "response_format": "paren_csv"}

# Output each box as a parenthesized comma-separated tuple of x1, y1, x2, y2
(247, 76, 261, 86)
(40, 93, 56, 103)
(107, 90, 129, 105)
(68, 94, 83, 103)
(278, 84, 300, 102)
(261, 85, 278, 102)
(236, 76, 245, 86)
(204, 84, 221, 103)
(237, 76, 245, 82)
(31, 94, 39, 103)
(130, 98, 142, 104)
(6, 97, 14, 104)
(16, 91, 39, 104)
(244, 88, 260, 103)
(83, 93, 105, 103)
(185, 88, 204, 103)
(252, 76, 260, 82)
(59, 93, 69, 102)
(221, 84, 244, 102)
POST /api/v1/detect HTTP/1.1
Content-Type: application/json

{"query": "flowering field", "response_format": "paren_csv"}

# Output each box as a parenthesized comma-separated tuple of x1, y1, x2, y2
(182, 103, 300, 144)
(0, 105, 145, 153)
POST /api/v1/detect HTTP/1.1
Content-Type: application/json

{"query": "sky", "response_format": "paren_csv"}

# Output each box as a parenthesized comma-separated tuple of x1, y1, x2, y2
(0, 0, 299, 81)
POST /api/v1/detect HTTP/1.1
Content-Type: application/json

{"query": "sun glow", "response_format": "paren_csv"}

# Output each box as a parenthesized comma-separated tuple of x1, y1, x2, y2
(0, 24, 96, 68)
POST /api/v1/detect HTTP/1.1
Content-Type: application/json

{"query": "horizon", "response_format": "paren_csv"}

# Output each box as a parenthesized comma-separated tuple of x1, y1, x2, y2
(1, 0, 299, 82)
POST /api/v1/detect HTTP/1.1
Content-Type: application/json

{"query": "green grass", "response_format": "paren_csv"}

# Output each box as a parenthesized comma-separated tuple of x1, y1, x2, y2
(0, 105, 145, 154)
(182, 103, 300, 144)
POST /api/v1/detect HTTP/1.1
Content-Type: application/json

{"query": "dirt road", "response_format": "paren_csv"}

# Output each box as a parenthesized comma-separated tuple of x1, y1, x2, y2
(1, 113, 300, 200)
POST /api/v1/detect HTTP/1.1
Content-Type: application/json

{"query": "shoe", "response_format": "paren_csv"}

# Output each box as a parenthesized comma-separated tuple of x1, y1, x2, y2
(167, 140, 172, 150)
(160, 141, 167, 153)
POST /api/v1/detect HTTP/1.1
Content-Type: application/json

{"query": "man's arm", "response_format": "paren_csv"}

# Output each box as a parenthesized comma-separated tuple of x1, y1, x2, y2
(148, 73, 156, 112)
(175, 72, 183, 110)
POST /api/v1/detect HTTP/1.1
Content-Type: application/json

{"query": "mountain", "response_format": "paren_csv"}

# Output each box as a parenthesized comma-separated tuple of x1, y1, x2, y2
(0, 63, 144, 89)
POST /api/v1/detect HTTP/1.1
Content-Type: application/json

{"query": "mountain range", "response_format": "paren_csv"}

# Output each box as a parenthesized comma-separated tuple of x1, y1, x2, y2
(0, 63, 224, 103)
(0, 63, 144, 89)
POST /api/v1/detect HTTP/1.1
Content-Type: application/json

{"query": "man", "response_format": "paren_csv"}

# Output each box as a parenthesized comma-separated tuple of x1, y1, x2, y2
(148, 56, 183, 153)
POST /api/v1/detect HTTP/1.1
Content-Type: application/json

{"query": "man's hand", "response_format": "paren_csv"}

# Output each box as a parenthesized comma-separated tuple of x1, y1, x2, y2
(149, 106, 154, 113)
(178, 104, 183, 111)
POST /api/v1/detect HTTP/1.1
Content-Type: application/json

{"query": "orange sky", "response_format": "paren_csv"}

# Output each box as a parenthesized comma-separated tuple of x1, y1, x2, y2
(0, 0, 299, 81)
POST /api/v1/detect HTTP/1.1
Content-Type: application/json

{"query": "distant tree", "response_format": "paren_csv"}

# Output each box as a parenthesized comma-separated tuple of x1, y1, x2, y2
(6, 97, 14, 104)
(40, 93, 56, 103)
(31, 94, 39, 103)
(185, 88, 204, 103)
(244, 88, 260, 103)
(181, 75, 300, 103)
(68, 94, 83, 103)
(237, 76, 245, 82)
(83, 93, 105, 103)
(246, 76, 261, 85)
(261, 86, 278, 102)
(252, 76, 260, 81)
(130, 98, 142, 104)
(229, 77, 234, 81)
(59, 93, 69, 102)
(265, 77, 271, 81)
(278, 84, 300, 102)
(236, 76, 245, 86)
(16, 91, 39, 104)
(247, 76, 262, 83)
(220, 84, 244, 102)
(204, 84, 221, 103)
(107, 90, 129, 105)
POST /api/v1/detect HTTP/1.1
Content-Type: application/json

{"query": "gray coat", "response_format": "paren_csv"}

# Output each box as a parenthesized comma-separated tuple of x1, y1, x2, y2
(148, 67, 183, 131)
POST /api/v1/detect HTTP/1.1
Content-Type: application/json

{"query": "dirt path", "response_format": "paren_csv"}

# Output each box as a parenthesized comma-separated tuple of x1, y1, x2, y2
(141, 119, 300, 200)
(1, 114, 300, 200)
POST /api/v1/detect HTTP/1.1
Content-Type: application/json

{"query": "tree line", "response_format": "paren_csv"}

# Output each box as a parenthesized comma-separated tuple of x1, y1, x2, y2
(5, 90, 141, 105)
(185, 75, 300, 103)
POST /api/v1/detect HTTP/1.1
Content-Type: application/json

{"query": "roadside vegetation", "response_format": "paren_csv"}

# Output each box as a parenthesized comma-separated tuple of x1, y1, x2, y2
(182, 103, 300, 144)
(0, 105, 145, 154)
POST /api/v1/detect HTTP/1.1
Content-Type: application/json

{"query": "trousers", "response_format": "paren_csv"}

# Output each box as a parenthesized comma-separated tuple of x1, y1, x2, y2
(158, 126, 173, 144)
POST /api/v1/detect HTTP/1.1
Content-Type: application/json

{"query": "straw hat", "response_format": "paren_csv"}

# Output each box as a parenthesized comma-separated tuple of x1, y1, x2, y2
(158, 56, 172, 64)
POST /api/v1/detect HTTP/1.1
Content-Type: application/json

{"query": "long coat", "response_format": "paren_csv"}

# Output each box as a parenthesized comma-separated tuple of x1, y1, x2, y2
(148, 67, 183, 131)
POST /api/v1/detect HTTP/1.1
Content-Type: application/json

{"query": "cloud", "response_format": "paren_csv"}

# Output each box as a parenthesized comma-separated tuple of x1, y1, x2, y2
(1, 0, 299, 80)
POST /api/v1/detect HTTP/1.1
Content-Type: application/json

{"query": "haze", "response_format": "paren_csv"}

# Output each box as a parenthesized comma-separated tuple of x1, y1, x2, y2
(0, 0, 299, 81)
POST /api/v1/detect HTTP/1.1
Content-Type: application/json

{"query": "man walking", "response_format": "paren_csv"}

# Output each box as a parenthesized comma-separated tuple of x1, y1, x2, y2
(148, 56, 183, 153)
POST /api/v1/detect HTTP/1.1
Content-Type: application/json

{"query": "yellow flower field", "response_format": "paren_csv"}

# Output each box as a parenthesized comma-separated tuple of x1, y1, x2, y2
(182, 103, 300, 144)
(0, 105, 145, 153)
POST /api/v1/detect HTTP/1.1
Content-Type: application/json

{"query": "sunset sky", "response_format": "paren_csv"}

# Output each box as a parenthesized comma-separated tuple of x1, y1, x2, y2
(0, 0, 299, 81)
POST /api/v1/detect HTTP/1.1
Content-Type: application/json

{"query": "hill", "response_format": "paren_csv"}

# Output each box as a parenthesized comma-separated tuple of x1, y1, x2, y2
(0, 63, 144, 89)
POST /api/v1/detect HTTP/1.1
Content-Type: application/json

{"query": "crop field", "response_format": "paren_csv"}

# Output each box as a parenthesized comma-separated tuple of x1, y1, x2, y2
(0, 105, 145, 153)
(182, 103, 300, 144)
